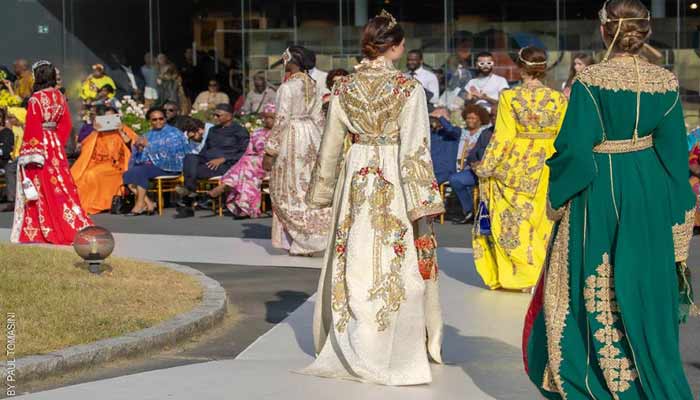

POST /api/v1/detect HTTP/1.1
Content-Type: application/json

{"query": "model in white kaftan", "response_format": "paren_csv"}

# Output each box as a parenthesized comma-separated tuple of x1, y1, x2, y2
(300, 56, 445, 385)
(265, 72, 331, 255)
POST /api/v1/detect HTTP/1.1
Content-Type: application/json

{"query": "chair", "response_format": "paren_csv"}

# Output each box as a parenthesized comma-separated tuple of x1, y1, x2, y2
(195, 176, 224, 217)
(260, 177, 270, 214)
(147, 175, 183, 216)
(438, 182, 449, 224)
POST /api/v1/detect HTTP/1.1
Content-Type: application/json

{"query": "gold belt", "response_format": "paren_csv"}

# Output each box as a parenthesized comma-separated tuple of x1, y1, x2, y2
(516, 132, 557, 140)
(593, 135, 653, 154)
(351, 132, 400, 146)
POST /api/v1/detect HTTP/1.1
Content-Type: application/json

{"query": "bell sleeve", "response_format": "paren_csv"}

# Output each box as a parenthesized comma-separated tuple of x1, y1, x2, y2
(264, 83, 292, 157)
(17, 96, 46, 166)
(306, 91, 349, 208)
(654, 91, 696, 262)
(398, 85, 445, 221)
(473, 90, 516, 179)
(546, 81, 602, 211)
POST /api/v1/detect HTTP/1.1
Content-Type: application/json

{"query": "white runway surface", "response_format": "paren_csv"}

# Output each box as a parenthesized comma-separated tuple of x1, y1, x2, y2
(2, 228, 540, 399)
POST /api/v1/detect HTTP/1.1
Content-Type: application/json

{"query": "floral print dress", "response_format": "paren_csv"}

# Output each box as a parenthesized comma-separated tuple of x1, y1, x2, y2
(221, 127, 270, 217)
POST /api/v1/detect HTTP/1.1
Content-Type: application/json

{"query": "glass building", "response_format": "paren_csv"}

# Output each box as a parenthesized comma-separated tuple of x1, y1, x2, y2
(3, 0, 700, 122)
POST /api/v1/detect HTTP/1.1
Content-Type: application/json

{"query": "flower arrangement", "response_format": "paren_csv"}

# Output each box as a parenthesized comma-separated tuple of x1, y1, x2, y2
(190, 108, 215, 124)
(236, 112, 264, 132)
(119, 96, 149, 135)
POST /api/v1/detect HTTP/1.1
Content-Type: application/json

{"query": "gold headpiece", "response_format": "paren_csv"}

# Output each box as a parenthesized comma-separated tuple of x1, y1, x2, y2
(378, 9, 397, 29)
(518, 47, 548, 67)
(598, 0, 651, 61)
(282, 48, 292, 65)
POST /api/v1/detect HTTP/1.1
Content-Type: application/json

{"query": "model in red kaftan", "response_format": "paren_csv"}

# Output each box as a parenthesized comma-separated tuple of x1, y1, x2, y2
(11, 88, 92, 244)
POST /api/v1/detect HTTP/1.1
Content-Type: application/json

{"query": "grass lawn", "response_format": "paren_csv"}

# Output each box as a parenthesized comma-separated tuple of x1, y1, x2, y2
(0, 243, 203, 358)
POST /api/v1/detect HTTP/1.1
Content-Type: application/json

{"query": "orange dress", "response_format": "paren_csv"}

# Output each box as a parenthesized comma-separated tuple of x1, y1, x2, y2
(71, 127, 138, 214)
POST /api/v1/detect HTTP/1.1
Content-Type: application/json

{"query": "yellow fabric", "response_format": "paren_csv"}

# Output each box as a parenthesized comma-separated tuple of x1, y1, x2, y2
(472, 86, 567, 290)
(70, 127, 137, 214)
(14, 72, 34, 99)
(0, 89, 21, 107)
(7, 107, 26, 160)
(80, 75, 116, 101)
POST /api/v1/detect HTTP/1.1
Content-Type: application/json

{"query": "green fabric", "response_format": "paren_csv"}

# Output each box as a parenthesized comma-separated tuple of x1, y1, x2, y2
(527, 79, 695, 399)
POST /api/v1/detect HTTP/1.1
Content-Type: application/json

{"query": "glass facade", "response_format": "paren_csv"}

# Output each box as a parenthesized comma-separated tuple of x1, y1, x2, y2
(2, 0, 700, 122)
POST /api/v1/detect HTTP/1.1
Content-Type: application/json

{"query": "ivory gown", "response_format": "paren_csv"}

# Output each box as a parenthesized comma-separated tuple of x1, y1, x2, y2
(300, 56, 445, 385)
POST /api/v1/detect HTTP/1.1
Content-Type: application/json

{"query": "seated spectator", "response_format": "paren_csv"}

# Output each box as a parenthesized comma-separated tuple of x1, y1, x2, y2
(207, 103, 275, 218)
(163, 100, 188, 130)
(322, 68, 349, 114)
(447, 104, 491, 224)
(193, 79, 230, 112)
(428, 107, 461, 184)
(1, 107, 25, 211)
(122, 107, 191, 216)
(178, 116, 211, 155)
(93, 84, 121, 109)
(176, 103, 249, 218)
(71, 105, 138, 215)
(0, 75, 21, 108)
(240, 72, 275, 114)
(77, 104, 97, 144)
(464, 52, 509, 112)
(13, 59, 34, 101)
(80, 64, 116, 104)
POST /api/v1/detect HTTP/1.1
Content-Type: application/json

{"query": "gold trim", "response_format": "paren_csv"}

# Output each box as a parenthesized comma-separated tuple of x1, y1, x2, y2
(673, 209, 694, 262)
(543, 204, 572, 399)
(546, 198, 565, 222)
(593, 135, 653, 154)
(408, 203, 445, 222)
(516, 132, 558, 140)
(576, 57, 678, 94)
(350, 131, 400, 146)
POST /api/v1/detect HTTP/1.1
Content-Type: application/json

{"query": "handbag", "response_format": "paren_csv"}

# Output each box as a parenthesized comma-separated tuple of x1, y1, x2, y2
(110, 185, 135, 214)
(474, 200, 491, 236)
(20, 165, 39, 201)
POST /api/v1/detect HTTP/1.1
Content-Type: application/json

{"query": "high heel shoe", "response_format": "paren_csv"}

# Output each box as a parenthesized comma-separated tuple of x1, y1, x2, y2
(145, 202, 158, 216)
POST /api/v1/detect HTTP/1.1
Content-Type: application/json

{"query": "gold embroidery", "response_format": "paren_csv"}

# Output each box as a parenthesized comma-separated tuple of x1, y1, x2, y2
(542, 365, 558, 392)
(498, 197, 534, 254)
(473, 241, 485, 260)
(515, 132, 558, 140)
(509, 87, 566, 134)
(576, 57, 678, 94)
(547, 197, 566, 222)
(672, 209, 694, 262)
(543, 204, 571, 398)
(401, 137, 444, 221)
(583, 253, 638, 398)
(593, 135, 653, 154)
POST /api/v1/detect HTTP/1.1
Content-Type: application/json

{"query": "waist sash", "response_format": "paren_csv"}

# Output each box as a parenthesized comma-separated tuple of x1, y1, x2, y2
(593, 135, 653, 154)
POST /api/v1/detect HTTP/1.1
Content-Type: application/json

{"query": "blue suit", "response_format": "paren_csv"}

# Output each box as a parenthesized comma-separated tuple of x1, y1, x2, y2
(430, 117, 461, 184)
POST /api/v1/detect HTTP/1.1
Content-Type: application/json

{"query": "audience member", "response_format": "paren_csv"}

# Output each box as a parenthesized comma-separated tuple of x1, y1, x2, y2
(141, 52, 159, 108)
(308, 49, 329, 97)
(444, 33, 474, 91)
(163, 100, 188, 130)
(180, 48, 202, 102)
(1, 107, 24, 212)
(448, 104, 491, 223)
(179, 116, 210, 155)
(176, 103, 249, 218)
(107, 53, 143, 100)
(406, 49, 439, 104)
(0, 76, 21, 108)
(429, 107, 461, 185)
(80, 64, 116, 103)
(77, 104, 97, 144)
(322, 68, 350, 114)
(12, 59, 34, 100)
(241, 72, 275, 114)
(465, 52, 509, 111)
(71, 105, 138, 215)
(207, 103, 275, 218)
(0, 108, 14, 206)
(193, 79, 230, 111)
(562, 52, 594, 98)
(158, 63, 190, 115)
(122, 107, 190, 216)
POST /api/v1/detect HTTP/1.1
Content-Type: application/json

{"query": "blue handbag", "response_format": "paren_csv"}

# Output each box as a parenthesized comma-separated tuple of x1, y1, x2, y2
(475, 200, 491, 236)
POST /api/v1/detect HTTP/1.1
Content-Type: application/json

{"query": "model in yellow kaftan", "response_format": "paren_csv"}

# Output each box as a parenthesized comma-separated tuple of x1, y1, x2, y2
(473, 83, 567, 290)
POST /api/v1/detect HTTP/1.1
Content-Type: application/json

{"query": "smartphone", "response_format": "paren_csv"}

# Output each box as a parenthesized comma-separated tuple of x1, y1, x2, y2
(95, 114, 121, 132)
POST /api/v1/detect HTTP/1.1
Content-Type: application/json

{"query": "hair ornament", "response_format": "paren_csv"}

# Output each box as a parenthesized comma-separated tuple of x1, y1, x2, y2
(377, 9, 397, 29)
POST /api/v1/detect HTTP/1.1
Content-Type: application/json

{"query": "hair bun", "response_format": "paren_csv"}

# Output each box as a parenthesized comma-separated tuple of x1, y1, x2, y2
(618, 30, 646, 53)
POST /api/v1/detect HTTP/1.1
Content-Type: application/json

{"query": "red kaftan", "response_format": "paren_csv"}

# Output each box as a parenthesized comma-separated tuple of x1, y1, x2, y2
(11, 88, 92, 244)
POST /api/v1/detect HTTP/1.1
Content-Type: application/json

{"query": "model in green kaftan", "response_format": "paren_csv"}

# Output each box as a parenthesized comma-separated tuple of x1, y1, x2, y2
(523, 56, 696, 399)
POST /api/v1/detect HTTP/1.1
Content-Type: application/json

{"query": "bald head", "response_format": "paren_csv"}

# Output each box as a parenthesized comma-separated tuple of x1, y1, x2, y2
(14, 59, 29, 75)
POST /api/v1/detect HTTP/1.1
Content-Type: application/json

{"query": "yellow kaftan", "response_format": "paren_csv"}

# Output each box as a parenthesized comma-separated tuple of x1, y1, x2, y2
(473, 84, 567, 290)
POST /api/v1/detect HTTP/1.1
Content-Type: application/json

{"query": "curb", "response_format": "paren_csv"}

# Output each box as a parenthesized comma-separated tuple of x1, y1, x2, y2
(0, 261, 227, 383)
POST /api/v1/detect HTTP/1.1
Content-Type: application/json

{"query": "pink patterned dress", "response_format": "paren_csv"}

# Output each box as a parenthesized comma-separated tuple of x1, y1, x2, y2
(220, 127, 270, 217)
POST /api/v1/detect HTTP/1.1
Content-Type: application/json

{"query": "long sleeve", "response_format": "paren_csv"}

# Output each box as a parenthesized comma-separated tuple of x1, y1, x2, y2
(474, 91, 517, 178)
(306, 92, 348, 207)
(437, 117, 462, 140)
(425, 72, 440, 104)
(546, 81, 602, 210)
(399, 86, 445, 221)
(18, 96, 46, 166)
(654, 91, 696, 262)
(264, 84, 292, 157)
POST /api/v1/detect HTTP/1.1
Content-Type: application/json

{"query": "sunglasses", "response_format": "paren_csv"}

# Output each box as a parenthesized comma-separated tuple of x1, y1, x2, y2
(150, 117, 165, 122)
(477, 61, 494, 67)
(164, 108, 177, 112)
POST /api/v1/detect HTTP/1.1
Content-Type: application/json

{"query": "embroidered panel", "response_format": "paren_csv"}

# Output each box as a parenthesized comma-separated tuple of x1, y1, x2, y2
(672, 209, 694, 262)
(583, 253, 638, 398)
(576, 57, 678, 94)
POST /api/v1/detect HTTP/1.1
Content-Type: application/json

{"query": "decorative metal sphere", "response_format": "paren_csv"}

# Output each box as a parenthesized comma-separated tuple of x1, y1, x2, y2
(73, 226, 115, 273)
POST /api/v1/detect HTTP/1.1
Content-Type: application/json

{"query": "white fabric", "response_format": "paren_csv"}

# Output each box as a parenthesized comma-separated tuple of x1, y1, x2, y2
(465, 73, 509, 111)
(122, 66, 138, 91)
(144, 86, 158, 100)
(310, 68, 329, 97)
(407, 66, 440, 104)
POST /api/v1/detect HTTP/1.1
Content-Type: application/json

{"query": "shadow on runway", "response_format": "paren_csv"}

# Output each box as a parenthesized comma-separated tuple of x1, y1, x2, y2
(242, 222, 273, 238)
(438, 249, 490, 290)
(266, 290, 316, 356)
(442, 324, 535, 399)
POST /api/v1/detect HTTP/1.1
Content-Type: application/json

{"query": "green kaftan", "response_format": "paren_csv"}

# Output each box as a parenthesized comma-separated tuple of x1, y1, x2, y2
(525, 56, 695, 399)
